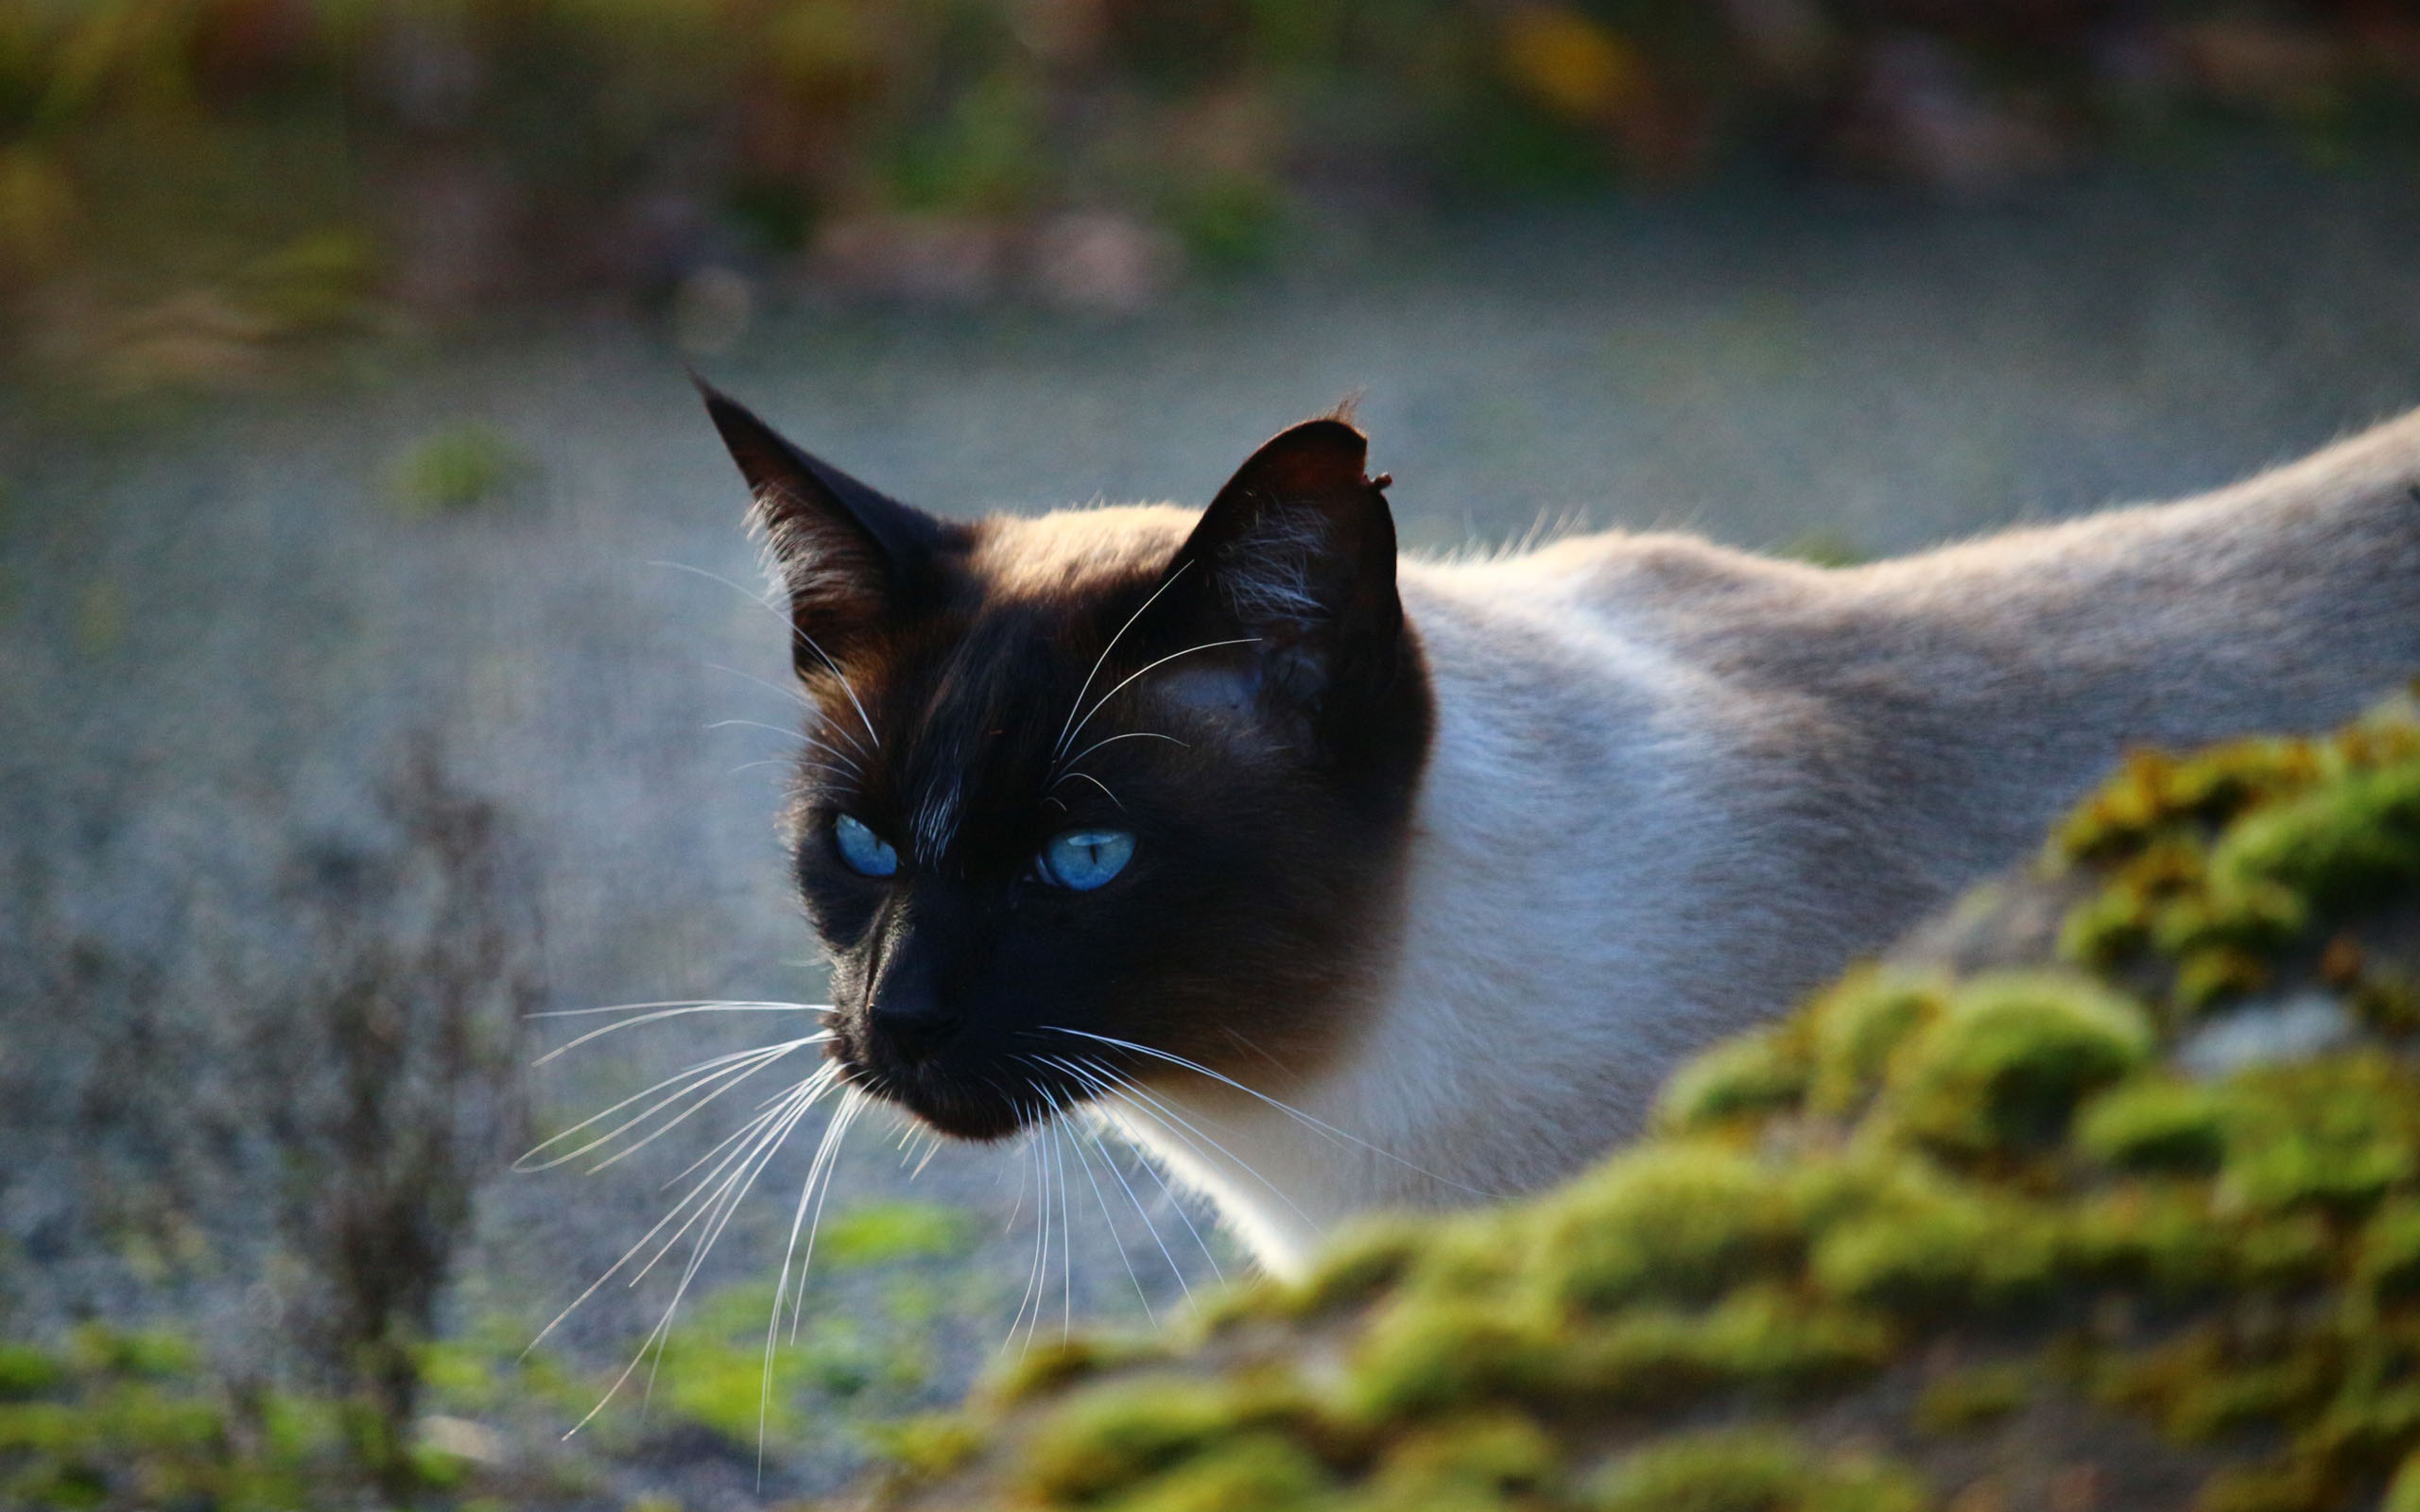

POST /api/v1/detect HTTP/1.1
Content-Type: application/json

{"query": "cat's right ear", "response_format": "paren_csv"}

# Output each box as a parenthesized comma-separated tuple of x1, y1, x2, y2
(698, 381, 960, 672)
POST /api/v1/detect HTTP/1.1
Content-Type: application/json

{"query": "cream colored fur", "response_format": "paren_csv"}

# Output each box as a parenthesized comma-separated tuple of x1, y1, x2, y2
(1106, 407, 2420, 1275)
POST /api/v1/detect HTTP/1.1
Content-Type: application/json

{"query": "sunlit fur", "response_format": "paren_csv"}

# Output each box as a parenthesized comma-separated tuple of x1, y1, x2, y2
(708, 389, 2420, 1277)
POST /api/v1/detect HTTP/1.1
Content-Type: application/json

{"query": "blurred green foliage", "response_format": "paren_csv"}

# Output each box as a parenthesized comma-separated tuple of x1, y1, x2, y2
(0, 1215, 994, 1512)
(0, 1322, 347, 1511)
(3, 0, 2419, 386)
(390, 421, 534, 514)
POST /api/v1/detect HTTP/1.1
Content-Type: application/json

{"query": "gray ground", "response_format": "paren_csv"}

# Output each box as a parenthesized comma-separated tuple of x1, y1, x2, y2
(6, 148, 2420, 1502)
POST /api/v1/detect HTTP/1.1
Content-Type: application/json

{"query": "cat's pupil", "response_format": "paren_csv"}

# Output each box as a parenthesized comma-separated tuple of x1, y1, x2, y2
(1038, 829, 1134, 891)
(833, 814, 898, 878)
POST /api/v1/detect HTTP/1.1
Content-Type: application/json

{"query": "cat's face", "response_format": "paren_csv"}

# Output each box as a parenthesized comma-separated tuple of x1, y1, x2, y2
(703, 388, 1431, 1142)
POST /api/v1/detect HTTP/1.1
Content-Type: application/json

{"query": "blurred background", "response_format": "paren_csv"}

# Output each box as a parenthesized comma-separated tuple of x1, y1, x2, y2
(6, 1, 2420, 1507)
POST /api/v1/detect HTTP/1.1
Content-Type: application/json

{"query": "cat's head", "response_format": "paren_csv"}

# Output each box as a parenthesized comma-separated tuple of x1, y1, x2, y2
(701, 386, 1432, 1142)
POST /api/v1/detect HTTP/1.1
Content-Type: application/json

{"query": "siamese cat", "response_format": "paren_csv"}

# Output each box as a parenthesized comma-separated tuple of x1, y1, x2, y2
(701, 385, 2420, 1278)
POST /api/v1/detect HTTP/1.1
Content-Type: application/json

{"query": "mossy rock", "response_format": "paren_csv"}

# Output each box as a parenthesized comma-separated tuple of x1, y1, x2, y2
(882, 691, 2420, 1512)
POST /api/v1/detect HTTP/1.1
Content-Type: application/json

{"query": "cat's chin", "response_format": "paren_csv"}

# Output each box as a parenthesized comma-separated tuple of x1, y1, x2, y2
(842, 1058, 1048, 1143)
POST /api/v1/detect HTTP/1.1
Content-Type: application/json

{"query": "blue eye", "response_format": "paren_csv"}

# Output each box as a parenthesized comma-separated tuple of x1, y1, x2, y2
(1037, 829, 1134, 891)
(833, 815, 899, 878)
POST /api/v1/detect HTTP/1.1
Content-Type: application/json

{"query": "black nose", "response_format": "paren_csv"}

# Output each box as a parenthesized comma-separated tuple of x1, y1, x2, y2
(867, 962, 957, 1065)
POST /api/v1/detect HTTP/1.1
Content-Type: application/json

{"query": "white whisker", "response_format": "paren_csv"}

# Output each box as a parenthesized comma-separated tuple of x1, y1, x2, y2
(584, 1043, 823, 1176)
(1050, 1057, 1216, 1296)
(706, 661, 818, 714)
(1054, 637, 1260, 778)
(782, 1090, 866, 1345)
(1071, 1063, 1324, 1235)
(1006, 1104, 1053, 1356)
(706, 719, 865, 776)
(756, 1088, 869, 1480)
(531, 999, 835, 1020)
(1054, 1085, 1157, 1327)
(1055, 771, 1124, 811)
(615, 1076, 832, 1430)
(661, 1063, 839, 1190)
(531, 1065, 834, 1385)
(515, 1038, 815, 1173)
(1052, 560, 1194, 765)
(1052, 1120, 1075, 1342)
(531, 1002, 831, 1065)
(1057, 730, 1189, 782)
(1044, 1026, 1495, 1197)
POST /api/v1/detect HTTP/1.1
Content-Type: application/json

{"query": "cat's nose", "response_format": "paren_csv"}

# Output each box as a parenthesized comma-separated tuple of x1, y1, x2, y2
(867, 961, 957, 1064)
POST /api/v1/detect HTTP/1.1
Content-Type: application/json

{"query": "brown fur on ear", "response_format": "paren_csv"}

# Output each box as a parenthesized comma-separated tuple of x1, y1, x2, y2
(1146, 417, 1424, 781)
(1216, 418, 1374, 508)
(696, 380, 971, 670)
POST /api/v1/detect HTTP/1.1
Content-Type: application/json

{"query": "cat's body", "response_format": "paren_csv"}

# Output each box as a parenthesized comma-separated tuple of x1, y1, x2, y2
(703, 388, 2420, 1278)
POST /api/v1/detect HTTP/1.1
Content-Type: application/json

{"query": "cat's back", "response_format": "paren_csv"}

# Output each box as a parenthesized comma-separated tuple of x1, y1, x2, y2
(1399, 527, 1836, 695)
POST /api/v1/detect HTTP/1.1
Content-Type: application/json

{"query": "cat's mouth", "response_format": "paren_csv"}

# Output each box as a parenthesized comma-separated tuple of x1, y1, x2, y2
(831, 1041, 1090, 1143)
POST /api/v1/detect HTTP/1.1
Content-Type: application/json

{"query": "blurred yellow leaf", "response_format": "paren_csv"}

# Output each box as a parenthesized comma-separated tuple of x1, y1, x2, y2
(1499, 6, 1643, 123)
(0, 146, 80, 274)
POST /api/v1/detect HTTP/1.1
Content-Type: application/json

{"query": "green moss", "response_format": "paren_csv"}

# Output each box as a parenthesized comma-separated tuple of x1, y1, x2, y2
(1364, 1411, 1561, 1504)
(2232, 1211, 2336, 1290)
(2062, 1185, 2235, 1296)
(1398, 1220, 1526, 1300)
(1809, 1183, 2055, 1316)
(1585, 1427, 1930, 1512)
(2352, 969, 2420, 1037)
(2149, 884, 2305, 963)
(1281, 1219, 1428, 1319)
(1806, 971, 1943, 1115)
(871, 1411, 986, 1480)
(2219, 1053, 2420, 1216)
(2193, 1457, 2339, 1512)
(2074, 1078, 2234, 1175)
(1657, 1026, 1810, 1132)
(1564, 1287, 1896, 1405)
(1913, 1362, 2032, 1433)
(2383, 1444, 2420, 1512)
(1346, 1298, 1563, 1419)
(1885, 971, 2152, 1157)
(2213, 764, 2420, 919)
(1020, 1379, 1252, 1503)
(990, 1336, 1168, 1406)
(2175, 945, 2278, 1013)
(2051, 740, 2317, 868)
(2100, 1325, 2339, 1443)
(1020, 1377, 1330, 1505)
(1530, 1145, 1805, 1313)
(2058, 841, 2206, 968)
(1100, 1430, 1332, 1512)
(2360, 1201, 2420, 1303)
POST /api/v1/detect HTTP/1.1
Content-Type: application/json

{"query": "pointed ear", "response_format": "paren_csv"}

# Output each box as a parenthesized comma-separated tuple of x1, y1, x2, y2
(1159, 417, 1409, 739)
(698, 381, 960, 674)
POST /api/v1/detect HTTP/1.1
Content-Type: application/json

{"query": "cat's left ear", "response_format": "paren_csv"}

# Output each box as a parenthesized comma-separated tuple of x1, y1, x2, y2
(698, 380, 961, 674)
(1161, 417, 1409, 742)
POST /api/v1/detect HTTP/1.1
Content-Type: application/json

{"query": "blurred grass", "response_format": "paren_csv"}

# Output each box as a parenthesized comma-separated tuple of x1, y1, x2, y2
(4, 2, 2420, 391)
(389, 421, 534, 515)
(0, 1196, 1001, 1508)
